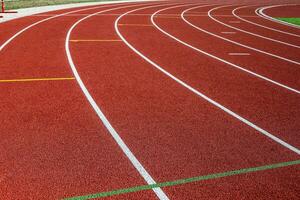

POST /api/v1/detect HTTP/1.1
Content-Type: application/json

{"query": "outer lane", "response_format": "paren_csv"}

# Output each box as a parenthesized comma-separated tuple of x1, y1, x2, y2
(208, 5, 300, 61)
(122, 4, 300, 147)
(181, 4, 300, 90)
(0, 2, 162, 200)
(0, 4, 118, 46)
(1, 1, 299, 199)
(69, 2, 299, 199)
(233, 5, 300, 37)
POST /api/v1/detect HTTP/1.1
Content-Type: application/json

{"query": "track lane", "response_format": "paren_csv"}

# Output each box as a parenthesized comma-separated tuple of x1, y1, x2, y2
(232, 5, 300, 37)
(182, 5, 300, 66)
(66, 3, 173, 200)
(0, 3, 161, 200)
(117, 4, 300, 148)
(209, 4, 300, 48)
(0, 3, 137, 79)
(0, 4, 121, 46)
(68, 3, 299, 199)
(183, 4, 300, 66)
(181, 5, 300, 90)
(1, 1, 300, 199)
(259, 4, 300, 30)
(208, 5, 300, 61)
(154, 4, 299, 147)
(0, 81, 157, 200)
(231, 5, 300, 41)
(0, 16, 47, 45)
(0, 3, 126, 53)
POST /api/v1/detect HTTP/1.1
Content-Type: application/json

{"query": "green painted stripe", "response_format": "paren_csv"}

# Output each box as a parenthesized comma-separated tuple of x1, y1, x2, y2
(64, 159, 300, 200)
(276, 18, 300, 26)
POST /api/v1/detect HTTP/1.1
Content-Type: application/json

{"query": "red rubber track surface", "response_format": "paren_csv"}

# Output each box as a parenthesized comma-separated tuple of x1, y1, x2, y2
(208, 6, 300, 61)
(70, 2, 299, 198)
(0, 1, 299, 199)
(234, 5, 300, 35)
(0, 3, 159, 200)
(164, 165, 300, 200)
(264, 4, 300, 17)
(116, 5, 300, 146)
(169, 4, 300, 89)
(0, 4, 112, 44)
(212, 5, 300, 44)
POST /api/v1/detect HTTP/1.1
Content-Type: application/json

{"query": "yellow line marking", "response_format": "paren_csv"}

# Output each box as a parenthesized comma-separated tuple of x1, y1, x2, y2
(118, 24, 153, 27)
(70, 39, 122, 42)
(0, 77, 75, 83)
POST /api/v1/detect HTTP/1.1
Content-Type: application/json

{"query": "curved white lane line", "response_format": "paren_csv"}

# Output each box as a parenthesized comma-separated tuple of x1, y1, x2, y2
(182, 5, 300, 66)
(115, 4, 300, 155)
(0, 3, 124, 52)
(66, 3, 173, 200)
(258, 4, 300, 30)
(163, 5, 300, 94)
(0, 1, 169, 199)
(208, 5, 300, 49)
(232, 5, 300, 38)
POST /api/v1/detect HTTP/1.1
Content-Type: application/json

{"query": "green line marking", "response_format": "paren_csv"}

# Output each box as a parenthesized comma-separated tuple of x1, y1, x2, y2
(276, 18, 300, 26)
(64, 159, 300, 200)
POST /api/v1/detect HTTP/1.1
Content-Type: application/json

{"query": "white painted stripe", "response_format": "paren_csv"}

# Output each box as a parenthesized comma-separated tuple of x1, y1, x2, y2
(0, 2, 168, 199)
(0, 4, 116, 51)
(116, 4, 300, 155)
(228, 53, 250, 56)
(182, 5, 300, 65)
(208, 5, 300, 49)
(174, 6, 300, 94)
(221, 31, 236, 34)
(66, 3, 171, 200)
(232, 5, 300, 38)
(257, 4, 300, 30)
(0, 0, 152, 23)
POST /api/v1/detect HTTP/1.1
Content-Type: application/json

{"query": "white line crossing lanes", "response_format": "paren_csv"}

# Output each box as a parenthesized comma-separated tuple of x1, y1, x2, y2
(115, 4, 300, 155)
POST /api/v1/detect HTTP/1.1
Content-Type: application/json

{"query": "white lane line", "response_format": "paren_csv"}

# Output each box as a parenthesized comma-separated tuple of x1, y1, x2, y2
(0, 1, 168, 197)
(0, 4, 118, 52)
(208, 5, 300, 49)
(228, 52, 250, 56)
(66, 3, 172, 200)
(257, 4, 300, 30)
(181, 6, 300, 94)
(182, 5, 300, 65)
(232, 5, 300, 38)
(115, 4, 300, 155)
(221, 31, 236, 34)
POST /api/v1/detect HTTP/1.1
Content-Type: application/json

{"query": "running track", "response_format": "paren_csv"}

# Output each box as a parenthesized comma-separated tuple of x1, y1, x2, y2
(0, 0, 299, 199)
